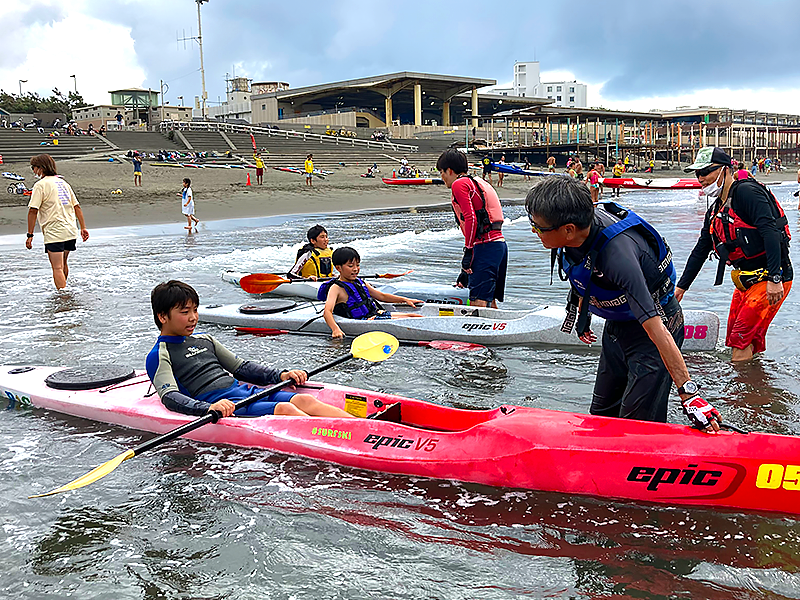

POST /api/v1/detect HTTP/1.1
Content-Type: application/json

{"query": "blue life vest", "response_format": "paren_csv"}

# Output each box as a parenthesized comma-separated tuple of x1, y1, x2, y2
(559, 202, 676, 324)
(317, 278, 381, 319)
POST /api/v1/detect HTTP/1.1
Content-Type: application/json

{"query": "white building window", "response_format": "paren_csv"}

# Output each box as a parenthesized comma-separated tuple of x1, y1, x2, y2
(570, 97, 575, 103)
(557, 86, 562, 92)
(570, 87, 575, 93)
(557, 96, 562, 101)
(547, 86, 552, 92)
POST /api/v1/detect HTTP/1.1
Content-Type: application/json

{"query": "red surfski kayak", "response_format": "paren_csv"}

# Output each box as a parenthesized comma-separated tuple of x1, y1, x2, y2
(4, 365, 799, 515)
(602, 177, 701, 190)
(382, 177, 444, 185)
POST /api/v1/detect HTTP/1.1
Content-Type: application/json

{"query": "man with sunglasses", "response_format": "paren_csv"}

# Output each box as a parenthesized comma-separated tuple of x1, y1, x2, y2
(526, 176, 721, 432)
(677, 147, 792, 362)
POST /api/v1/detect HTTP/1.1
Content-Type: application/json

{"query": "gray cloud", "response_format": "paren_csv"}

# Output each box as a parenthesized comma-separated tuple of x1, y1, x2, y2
(77, 0, 800, 106)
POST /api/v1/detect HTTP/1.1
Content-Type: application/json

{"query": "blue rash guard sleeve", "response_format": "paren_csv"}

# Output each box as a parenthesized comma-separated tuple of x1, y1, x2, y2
(233, 361, 285, 386)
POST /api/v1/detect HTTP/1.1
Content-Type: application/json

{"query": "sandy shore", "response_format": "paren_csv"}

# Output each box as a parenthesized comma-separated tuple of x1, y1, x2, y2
(1, 157, 794, 235)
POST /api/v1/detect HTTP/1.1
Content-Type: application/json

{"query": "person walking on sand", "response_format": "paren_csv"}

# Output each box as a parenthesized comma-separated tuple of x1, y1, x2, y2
(179, 178, 199, 230)
(254, 152, 264, 185)
(304, 154, 314, 187)
(547, 155, 556, 173)
(25, 154, 89, 290)
(132, 152, 143, 187)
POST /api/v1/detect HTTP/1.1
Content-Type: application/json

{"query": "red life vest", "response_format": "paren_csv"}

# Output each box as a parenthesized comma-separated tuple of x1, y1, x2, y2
(451, 175, 504, 243)
(710, 178, 790, 269)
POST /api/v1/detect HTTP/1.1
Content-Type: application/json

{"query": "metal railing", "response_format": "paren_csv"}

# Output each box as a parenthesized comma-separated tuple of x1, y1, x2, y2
(159, 120, 418, 153)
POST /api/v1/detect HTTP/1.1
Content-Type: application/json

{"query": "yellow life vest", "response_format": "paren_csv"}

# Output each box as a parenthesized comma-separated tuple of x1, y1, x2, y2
(299, 247, 333, 278)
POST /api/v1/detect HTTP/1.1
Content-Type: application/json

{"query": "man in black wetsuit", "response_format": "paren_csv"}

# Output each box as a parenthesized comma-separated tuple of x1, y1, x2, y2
(677, 147, 792, 362)
(526, 176, 721, 431)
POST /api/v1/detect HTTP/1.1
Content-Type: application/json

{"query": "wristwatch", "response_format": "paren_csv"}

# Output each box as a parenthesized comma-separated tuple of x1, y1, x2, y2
(771, 274, 782, 284)
(677, 381, 700, 396)
(26, 233, 33, 238)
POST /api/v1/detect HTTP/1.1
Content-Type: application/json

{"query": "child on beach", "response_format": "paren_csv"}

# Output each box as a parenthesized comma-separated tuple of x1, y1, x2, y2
(132, 152, 142, 187)
(179, 178, 199, 230)
(147, 280, 355, 419)
(304, 154, 314, 187)
(289, 224, 334, 280)
(254, 152, 264, 185)
(319, 247, 423, 339)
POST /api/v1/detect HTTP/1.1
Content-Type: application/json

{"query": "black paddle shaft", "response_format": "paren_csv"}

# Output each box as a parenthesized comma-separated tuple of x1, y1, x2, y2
(131, 353, 354, 456)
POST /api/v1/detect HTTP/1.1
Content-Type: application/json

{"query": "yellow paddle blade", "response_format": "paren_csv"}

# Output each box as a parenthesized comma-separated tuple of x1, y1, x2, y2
(29, 449, 136, 498)
(350, 331, 399, 362)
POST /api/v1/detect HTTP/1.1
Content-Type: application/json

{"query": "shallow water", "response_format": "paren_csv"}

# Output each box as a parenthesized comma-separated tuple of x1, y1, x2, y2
(2, 185, 800, 599)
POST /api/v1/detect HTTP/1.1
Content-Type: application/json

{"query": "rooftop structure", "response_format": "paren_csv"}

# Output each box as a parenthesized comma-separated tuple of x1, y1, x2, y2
(249, 71, 550, 129)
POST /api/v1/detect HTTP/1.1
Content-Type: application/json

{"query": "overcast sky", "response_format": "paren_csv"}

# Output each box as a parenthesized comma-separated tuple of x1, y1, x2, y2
(2, 0, 798, 114)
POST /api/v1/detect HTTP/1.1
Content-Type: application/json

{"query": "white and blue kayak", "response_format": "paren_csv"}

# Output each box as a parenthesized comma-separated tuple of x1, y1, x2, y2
(199, 299, 720, 350)
(221, 270, 471, 305)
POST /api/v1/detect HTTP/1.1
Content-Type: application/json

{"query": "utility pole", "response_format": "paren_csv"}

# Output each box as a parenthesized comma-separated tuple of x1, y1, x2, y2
(196, 0, 209, 120)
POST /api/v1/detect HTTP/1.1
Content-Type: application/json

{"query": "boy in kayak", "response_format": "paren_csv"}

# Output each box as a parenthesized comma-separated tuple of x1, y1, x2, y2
(147, 280, 355, 419)
(526, 176, 721, 432)
(288, 224, 334, 280)
(320, 246, 422, 339)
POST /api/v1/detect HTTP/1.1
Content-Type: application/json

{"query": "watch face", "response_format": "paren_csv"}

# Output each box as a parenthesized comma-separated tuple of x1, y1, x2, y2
(772, 275, 782, 283)
(681, 381, 699, 395)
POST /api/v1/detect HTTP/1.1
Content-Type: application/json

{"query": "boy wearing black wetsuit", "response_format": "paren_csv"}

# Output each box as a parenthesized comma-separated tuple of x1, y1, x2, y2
(146, 280, 355, 419)
(526, 177, 721, 433)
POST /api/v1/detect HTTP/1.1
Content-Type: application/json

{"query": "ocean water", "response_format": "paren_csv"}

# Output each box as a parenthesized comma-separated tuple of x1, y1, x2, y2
(2, 185, 800, 599)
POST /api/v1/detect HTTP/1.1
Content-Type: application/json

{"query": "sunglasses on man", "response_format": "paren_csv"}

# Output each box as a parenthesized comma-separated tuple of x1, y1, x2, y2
(695, 164, 724, 178)
(528, 213, 561, 234)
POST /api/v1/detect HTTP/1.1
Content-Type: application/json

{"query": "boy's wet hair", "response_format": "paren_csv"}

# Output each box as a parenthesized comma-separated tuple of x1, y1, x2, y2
(307, 224, 327, 242)
(332, 246, 360, 267)
(151, 280, 200, 329)
(436, 148, 468, 174)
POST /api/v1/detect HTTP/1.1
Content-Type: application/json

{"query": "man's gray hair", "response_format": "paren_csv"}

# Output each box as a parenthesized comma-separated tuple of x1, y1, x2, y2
(525, 176, 594, 229)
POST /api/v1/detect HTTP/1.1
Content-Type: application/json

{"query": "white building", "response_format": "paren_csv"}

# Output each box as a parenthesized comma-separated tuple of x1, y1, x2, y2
(502, 61, 588, 108)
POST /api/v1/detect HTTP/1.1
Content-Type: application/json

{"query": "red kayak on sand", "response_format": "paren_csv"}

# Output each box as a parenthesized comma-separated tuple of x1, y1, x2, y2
(4, 364, 800, 515)
(382, 177, 444, 185)
(602, 177, 701, 190)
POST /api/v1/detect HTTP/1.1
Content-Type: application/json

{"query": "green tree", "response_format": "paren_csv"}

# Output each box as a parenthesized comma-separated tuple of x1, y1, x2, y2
(0, 87, 90, 117)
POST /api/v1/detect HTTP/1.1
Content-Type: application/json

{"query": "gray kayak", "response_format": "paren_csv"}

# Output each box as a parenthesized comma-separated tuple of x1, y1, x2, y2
(198, 299, 720, 351)
(221, 270, 471, 305)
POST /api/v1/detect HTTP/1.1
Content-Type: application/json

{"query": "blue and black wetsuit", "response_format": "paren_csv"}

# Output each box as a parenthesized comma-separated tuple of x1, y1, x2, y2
(145, 333, 295, 417)
(560, 203, 684, 423)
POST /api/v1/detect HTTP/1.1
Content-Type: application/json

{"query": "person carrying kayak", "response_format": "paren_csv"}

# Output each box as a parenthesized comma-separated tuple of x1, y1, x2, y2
(526, 176, 721, 432)
(319, 247, 422, 339)
(147, 280, 355, 419)
(288, 224, 334, 280)
(438, 149, 508, 309)
(677, 147, 792, 362)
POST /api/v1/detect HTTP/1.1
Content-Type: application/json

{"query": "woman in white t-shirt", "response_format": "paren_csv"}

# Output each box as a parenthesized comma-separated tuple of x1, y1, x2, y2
(25, 154, 89, 289)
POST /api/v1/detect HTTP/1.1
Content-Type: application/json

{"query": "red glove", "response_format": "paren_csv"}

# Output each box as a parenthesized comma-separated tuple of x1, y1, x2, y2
(681, 395, 721, 430)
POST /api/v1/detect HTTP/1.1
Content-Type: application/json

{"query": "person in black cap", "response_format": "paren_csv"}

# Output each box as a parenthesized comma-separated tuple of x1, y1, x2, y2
(677, 146, 792, 361)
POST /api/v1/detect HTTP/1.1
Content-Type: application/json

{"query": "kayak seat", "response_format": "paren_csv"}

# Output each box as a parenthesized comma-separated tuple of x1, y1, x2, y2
(367, 402, 402, 423)
(238, 299, 297, 314)
(45, 366, 136, 390)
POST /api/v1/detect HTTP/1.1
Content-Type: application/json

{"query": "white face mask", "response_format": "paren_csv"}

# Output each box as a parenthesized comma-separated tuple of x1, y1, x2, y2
(701, 167, 725, 198)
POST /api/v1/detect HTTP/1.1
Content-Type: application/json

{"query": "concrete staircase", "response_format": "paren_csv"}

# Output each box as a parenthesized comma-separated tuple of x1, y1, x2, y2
(104, 131, 183, 153)
(0, 129, 109, 163)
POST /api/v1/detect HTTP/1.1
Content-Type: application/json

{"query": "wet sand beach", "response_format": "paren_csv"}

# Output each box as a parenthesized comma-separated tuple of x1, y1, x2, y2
(1, 157, 793, 235)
